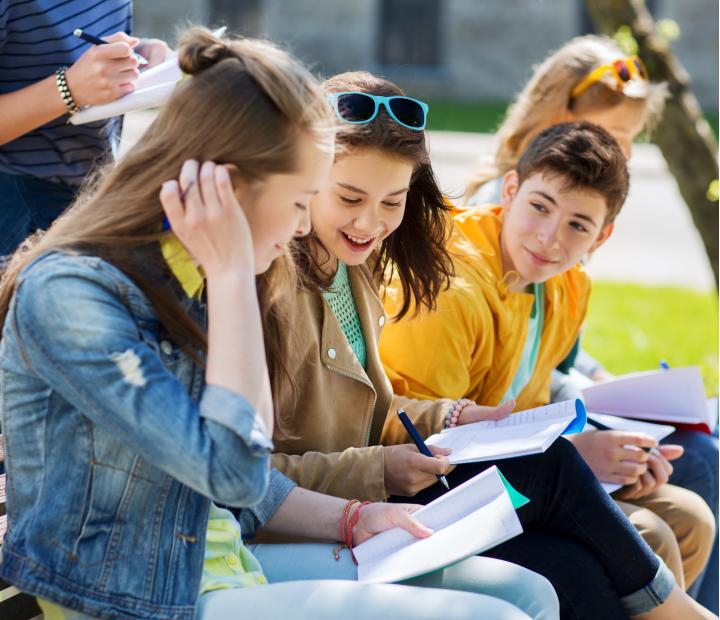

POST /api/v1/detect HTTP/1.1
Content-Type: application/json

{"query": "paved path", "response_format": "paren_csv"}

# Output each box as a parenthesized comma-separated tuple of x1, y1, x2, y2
(122, 113, 716, 292)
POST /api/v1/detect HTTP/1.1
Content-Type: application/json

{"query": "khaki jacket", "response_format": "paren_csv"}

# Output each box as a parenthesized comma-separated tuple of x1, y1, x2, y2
(380, 204, 591, 410)
(271, 263, 452, 501)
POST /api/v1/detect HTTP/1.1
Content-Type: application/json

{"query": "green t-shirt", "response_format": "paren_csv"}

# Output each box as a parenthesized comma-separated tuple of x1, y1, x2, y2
(323, 262, 367, 368)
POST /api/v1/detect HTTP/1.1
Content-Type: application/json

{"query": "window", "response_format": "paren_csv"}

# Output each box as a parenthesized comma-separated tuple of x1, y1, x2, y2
(378, 0, 441, 67)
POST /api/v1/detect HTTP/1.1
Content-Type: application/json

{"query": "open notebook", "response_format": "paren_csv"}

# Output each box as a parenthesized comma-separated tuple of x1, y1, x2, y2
(354, 466, 526, 583)
(581, 366, 716, 434)
(424, 399, 586, 464)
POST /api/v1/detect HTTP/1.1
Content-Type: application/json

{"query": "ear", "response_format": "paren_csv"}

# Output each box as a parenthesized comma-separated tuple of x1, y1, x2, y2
(589, 221, 614, 253)
(500, 170, 520, 209)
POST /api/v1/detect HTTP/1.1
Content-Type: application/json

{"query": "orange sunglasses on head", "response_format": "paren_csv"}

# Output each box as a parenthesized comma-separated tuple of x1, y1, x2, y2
(570, 56, 648, 99)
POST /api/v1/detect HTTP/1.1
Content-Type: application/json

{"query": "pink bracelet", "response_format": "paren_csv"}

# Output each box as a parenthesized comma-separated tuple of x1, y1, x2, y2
(444, 398, 474, 429)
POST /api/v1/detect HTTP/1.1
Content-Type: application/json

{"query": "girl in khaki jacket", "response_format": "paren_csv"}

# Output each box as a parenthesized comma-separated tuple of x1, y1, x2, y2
(258, 71, 715, 620)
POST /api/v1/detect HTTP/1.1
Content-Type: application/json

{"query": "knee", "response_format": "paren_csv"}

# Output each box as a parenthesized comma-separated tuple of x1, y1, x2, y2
(518, 572, 560, 620)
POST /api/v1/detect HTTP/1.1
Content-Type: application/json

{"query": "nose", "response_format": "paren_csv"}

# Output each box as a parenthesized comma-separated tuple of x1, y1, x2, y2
(353, 204, 380, 234)
(295, 207, 312, 237)
(536, 219, 561, 250)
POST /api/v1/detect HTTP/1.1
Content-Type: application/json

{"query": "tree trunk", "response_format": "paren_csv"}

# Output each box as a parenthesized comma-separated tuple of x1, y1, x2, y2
(585, 0, 719, 285)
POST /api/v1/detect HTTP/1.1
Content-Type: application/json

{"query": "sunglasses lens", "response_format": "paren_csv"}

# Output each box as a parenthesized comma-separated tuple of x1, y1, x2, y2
(388, 98, 426, 129)
(335, 93, 376, 123)
(613, 60, 631, 82)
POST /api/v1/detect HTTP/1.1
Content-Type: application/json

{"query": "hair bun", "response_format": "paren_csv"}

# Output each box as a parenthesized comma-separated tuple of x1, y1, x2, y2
(178, 27, 234, 76)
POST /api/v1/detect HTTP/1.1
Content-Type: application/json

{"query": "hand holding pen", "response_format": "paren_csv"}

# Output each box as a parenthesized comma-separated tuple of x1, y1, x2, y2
(64, 31, 141, 107)
(393, 409, 451, 492)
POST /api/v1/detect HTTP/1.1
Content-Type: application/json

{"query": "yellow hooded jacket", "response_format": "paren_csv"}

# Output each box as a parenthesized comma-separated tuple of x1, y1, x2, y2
(379, 204, 591, 410)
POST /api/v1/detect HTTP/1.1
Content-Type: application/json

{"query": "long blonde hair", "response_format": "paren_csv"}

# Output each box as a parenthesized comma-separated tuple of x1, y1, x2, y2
(466, 35, 665, 201)
(0, 27, 333, 367)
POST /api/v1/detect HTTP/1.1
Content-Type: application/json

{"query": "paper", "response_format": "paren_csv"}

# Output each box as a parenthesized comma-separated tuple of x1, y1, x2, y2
(581, 367, 714, 433)
(70, 28, 226, 125)
(425, 399, 585, 464)
(585, 413, 677, 494)
(354, 466, 523, 583)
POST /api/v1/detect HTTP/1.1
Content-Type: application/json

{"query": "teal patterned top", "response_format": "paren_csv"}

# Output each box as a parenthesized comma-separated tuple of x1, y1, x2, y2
(323, 262, 367, 368)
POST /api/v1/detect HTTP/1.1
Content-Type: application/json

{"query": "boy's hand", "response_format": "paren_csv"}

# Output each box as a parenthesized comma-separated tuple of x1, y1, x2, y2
(614, 444, 684, 500)
(456, 400, 514, 425)
(568, 430, 657, 486)
(353, 503, 433, 546)
(383, 443, 453, 497)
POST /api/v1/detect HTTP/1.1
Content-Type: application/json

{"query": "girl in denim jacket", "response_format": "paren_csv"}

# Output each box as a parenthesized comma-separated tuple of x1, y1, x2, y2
(0, 28, 533, 620)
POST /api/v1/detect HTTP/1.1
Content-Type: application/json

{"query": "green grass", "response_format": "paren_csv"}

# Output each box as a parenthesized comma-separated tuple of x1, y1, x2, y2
(583, 281, 718, 395)
(426, 100, 719, 139)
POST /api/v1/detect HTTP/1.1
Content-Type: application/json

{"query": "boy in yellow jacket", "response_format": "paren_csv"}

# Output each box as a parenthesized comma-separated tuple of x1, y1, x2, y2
(380, 121, 714, 590)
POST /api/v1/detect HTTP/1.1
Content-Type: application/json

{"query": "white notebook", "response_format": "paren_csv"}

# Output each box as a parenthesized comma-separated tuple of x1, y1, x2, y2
(425, 399, 585, 464)
(581, 366, 715, 433)
(355, 466, 523, 583)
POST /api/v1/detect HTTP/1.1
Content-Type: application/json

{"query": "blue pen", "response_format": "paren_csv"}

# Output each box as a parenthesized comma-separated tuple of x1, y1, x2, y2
(73, 28, 148, 66)
(397, 409, 450, 490)
(659, 359, 670, 370)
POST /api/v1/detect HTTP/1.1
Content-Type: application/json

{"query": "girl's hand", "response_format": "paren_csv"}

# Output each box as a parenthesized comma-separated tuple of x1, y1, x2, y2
(383, 443, 453, 497)
(160, 160, 255, 277)
(456, 400, 515, 425)
(614, 444, 683, 500)
(352, 502, 433, 546)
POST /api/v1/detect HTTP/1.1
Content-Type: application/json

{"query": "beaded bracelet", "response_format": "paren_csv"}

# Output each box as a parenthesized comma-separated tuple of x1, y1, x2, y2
(444, 398, 475, 429)
(55, 67, 80, 115)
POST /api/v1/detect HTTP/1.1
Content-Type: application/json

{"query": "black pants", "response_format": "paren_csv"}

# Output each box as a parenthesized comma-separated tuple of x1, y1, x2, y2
(390, 439, 662, 619)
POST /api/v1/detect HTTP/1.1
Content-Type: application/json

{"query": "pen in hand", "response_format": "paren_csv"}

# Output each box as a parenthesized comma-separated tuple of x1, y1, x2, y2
(73, 28, 148, 66)
(587, 418, 660, 456)
(397, 409, 450, 490)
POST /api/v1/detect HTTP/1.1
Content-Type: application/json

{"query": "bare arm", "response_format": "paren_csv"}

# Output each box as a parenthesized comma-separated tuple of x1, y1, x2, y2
(0, 32, 140, 146)
(161, 160, 274, 433)
(260, 486, 432, 545)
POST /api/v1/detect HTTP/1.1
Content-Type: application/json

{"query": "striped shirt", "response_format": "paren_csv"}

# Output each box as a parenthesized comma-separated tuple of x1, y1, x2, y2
(0, 0, 132, 186)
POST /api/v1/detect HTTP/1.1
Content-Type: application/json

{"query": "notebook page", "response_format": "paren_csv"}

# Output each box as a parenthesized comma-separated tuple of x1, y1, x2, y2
(355, 468, 522, 582)
(426, 400, 578, 464)
(582, 367, 709, 426)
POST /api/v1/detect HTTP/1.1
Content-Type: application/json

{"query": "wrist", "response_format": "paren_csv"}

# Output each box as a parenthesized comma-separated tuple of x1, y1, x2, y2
(55, 67, 80, 115)
(444, 398, 475, 429)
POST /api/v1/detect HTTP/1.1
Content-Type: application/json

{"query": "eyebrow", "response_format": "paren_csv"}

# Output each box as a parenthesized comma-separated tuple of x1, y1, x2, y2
(336, 182, 409, 196)
(530, 190, 598, 227)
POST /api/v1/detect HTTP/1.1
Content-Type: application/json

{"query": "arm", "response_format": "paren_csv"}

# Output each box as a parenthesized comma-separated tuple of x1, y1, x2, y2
(11, 260, 271, 507)
(0, 33, 140, 146)
(259, 486, 432, 544)
(271, 446, 388, 501)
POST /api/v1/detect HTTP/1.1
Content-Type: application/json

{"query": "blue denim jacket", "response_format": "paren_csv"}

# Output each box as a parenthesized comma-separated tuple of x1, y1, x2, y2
(0, 251, 293, 619)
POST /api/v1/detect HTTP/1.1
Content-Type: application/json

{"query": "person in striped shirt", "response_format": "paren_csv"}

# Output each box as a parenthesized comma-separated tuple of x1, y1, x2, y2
(0, 0, 169, 256)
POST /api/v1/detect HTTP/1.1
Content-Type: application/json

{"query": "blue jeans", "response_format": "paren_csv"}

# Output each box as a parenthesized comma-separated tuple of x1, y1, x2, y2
(667, 428, 719, 612)
(0, 172, 76, 256)
(391, 439, 675, 619)
(249, 542, 559, 620)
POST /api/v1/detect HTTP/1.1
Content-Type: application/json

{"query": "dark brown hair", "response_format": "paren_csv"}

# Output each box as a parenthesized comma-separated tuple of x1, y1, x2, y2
(292, 71, 454, 320)
(516, 121, 629, 223)
(0, 27, 333, 362)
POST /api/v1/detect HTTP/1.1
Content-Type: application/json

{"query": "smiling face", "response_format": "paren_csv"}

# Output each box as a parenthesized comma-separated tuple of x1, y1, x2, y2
(499, 170, 613, 291)
(309, 148, 414, 270)
(236, 131, 334, 274)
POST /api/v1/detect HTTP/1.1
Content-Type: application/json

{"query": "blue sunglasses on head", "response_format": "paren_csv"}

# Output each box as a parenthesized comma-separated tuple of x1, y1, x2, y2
(327, 91, 429, 131)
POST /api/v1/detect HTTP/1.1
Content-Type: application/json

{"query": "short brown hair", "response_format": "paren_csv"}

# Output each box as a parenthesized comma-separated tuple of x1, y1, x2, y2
(516, 121, 629, 223)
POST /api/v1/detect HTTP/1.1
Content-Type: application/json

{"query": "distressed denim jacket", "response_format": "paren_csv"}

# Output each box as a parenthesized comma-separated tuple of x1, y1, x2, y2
(0, 251, 293, 619)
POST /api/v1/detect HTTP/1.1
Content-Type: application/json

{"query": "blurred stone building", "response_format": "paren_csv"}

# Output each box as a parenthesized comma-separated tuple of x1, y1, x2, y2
(134, 0, 718, 109)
